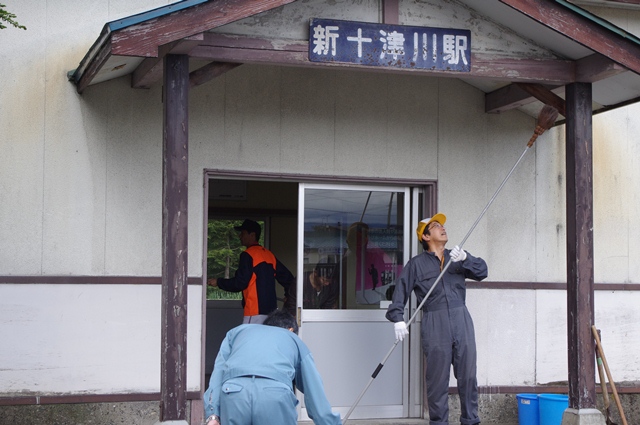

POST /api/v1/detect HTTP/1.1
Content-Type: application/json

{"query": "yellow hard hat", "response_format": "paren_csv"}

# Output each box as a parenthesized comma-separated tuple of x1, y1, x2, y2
(415, 213, 446, 240)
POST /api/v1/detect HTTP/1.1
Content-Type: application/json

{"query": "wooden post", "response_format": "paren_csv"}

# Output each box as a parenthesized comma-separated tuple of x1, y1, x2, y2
(161, 53, 189, 422)
(565, 82, 596, 409)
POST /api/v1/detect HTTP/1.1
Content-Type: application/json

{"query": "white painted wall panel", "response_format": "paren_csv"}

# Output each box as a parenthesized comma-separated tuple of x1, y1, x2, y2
(221, 66, 284, 172)
(625, 104, 640, 281)
(0, 2, 49, 275)
(437, 78, 489, 254)
(385, 74, 440, 179)
(594, 290, 640, 381)
(334, 72, 391, 176)
(535, 290, 568, 384)
(0, 284, 202, 393)
(470, 289, 537, 386)
(101, 81, 163, 276)
(593, 109, 630, 282)
(280, 67, 338, 173)
(534, 126, 567, 283)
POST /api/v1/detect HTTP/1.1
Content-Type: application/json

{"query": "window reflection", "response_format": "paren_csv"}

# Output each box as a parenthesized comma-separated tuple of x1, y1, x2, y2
(303, 189, 404, 310)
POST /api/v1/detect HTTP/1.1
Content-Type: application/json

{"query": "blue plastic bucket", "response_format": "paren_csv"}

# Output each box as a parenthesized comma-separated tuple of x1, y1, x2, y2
(516, 393, 539, 425)
(538, 394, 568, 425)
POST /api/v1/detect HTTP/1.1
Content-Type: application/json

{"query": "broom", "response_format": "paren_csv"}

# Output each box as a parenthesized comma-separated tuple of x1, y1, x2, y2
(528, 104, 559, 147)
(342, 104, 559, 424)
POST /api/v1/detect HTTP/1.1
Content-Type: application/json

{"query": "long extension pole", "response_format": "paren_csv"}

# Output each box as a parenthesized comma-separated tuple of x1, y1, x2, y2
(343, 105, 559, 423)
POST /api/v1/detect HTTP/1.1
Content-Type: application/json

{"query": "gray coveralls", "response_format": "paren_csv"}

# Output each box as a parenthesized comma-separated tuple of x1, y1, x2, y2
(386, 249, 488, 425)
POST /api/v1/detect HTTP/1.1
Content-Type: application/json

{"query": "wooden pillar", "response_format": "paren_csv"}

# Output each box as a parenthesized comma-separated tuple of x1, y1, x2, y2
(565, 82, 596, 409)
(382, 0, 399, 24)
(161, 53, 189, 422)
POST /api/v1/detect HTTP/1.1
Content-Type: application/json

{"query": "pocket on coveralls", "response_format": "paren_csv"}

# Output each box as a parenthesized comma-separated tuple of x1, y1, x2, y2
(222, 382, 243, 394)
(263, 382, 299, 406)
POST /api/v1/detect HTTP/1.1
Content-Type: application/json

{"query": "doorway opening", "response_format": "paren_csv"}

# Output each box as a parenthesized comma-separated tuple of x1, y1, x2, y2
(202, 173, 435, 419)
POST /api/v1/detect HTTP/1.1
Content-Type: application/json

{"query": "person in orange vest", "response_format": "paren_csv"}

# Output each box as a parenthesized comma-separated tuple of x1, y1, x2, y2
(208, 219, 295, 323)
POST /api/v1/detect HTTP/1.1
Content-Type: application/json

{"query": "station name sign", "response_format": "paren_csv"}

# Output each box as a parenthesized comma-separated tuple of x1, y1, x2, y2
(309, 18, 471, 72)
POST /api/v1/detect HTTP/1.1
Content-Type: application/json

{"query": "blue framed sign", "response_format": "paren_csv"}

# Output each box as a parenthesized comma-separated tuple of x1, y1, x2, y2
(309, 18, 471, 72)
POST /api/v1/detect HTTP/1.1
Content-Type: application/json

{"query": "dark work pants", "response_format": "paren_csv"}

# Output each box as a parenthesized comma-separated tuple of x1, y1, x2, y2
(421, 306, 479, 425)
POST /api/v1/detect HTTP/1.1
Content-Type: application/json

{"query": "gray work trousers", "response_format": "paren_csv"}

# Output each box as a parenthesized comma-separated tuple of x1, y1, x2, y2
(421, 304, 479, 425)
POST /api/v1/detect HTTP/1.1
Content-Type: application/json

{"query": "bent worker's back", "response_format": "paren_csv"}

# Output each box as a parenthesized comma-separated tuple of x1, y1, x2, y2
(205, 323, 342, 425)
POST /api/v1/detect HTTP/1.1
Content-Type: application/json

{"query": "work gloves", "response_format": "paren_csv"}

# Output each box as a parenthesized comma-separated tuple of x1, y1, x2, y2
(394, 321, 409, 342)
(450, 245, 467, 263)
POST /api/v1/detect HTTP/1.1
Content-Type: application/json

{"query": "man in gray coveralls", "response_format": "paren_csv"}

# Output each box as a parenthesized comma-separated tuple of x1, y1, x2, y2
(385, 213, 487, 425)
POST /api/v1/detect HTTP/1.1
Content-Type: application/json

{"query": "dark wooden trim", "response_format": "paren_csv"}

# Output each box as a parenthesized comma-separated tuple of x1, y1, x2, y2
(382, 0, 399, 25)
(486, 54, 626, 114)
(466, 281, 640, 291)
(128, 32, 582, 89)
(0, 392, 200, 406)
(576, 53, 626, 83)
(189, 61, 241, 88)
(75, 38, 112, 94)
(2, 276, 639, 291)
(499, 0, 640, 75)
(515, 83, 566, 117)
(189, 33, 576, 84)
(2, 386, 638, 407)
(161, 53, 190, 422)
(475, 385, 639, 395)
(206, 168, 436, 187)
(0, 276, 202, 284)
(111, 0, 298, 57)
(486, 83, 561, 114)
(565, 82, 595, 410)
(132, 36, 204, 89)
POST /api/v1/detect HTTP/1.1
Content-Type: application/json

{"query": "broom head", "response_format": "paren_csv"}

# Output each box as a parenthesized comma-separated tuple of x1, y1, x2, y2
(527, 105, 559, 147)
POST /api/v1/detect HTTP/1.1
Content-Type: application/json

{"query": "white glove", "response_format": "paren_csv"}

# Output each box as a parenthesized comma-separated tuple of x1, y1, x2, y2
(394, 321, 409, 342)
(450, 245, 467, 262)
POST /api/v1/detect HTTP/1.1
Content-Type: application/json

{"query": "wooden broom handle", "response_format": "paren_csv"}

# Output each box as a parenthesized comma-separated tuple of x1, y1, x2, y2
(592, 325, 628, 425)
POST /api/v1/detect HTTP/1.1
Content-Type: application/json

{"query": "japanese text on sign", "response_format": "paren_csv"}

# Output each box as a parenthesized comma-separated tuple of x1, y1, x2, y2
(309, 18, 471, 72)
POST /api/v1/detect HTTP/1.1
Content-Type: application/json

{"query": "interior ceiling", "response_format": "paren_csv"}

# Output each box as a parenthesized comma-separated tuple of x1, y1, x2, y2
(70, 0, 640, 122)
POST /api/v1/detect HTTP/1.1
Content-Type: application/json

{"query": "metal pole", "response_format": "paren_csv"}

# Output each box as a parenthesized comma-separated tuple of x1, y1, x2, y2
(343, 145, 533, 423)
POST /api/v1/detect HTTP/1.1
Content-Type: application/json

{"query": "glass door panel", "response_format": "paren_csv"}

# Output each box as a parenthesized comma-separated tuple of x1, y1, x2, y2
(300, 185, 408, 311)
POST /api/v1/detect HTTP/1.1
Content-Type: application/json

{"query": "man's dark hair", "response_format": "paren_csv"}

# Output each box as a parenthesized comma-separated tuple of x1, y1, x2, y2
(420, 227, 430, 251)
(264, 309, 298, 334)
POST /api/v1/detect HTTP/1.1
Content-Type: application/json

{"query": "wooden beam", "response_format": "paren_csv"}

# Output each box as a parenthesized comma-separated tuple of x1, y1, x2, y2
(515, 83, 566, 117)
(383, 0, 399, 25)
(132, 35, 203, 89)
(190, 34, 576, 84)
(485, 84, 536, 114)
(112, 0, 298, 57)
(500, 0, 640, 75)
(486, 53, 625, 113)
(565, 82, 596, 411)
(160, 54, 189, 422)
(471, 55, 574, 84)
(576, 53, 626, 82)
(74, 38, 112, 94)
(190, 61, 241, 87)
(485, 83, 564, 114)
